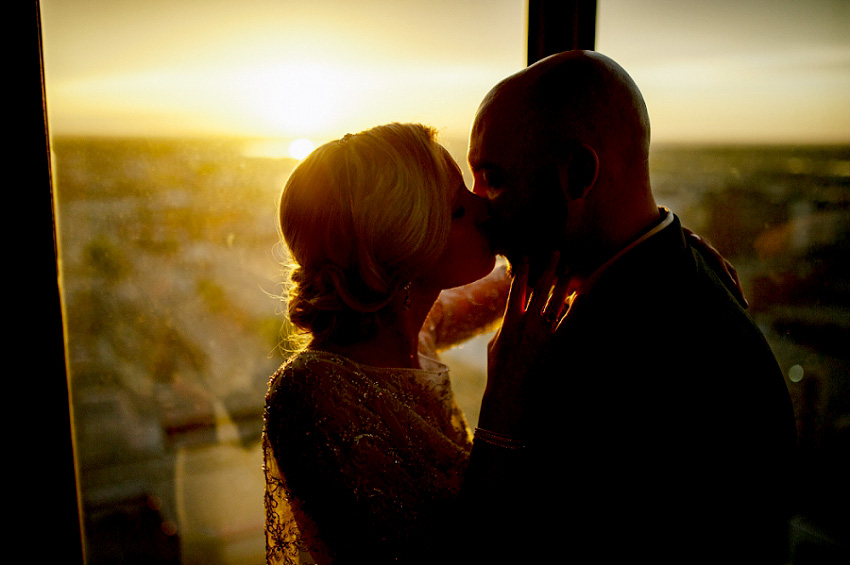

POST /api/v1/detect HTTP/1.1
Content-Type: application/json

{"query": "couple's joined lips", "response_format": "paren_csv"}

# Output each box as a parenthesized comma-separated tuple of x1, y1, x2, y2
(477, 216, 510, 254)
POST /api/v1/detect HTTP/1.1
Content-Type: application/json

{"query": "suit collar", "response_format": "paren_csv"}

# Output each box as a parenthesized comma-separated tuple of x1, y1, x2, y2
(577, 207, 677, 297)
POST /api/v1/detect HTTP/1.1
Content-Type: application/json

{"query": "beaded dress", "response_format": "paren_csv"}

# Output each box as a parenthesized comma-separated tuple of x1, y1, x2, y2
(263, 267, 508, 564)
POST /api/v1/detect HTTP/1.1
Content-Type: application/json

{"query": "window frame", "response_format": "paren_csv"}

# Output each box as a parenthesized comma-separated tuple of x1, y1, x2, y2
(31, 0, 84, 563)
(34, 1, 593, 562)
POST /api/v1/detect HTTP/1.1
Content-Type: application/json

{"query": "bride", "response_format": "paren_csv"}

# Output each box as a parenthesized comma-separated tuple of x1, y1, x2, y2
(263, 123, 515, 564)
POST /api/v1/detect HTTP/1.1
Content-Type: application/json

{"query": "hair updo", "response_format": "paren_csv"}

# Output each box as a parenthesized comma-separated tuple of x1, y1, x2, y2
(279, 123, 452, 344)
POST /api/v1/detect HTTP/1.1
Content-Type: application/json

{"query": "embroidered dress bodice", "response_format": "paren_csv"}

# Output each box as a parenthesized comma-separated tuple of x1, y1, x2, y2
(263, 267, 508, 564)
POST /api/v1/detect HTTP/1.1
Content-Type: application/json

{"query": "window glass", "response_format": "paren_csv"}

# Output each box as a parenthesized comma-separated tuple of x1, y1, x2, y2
(598, 0, 850, 549)
(43, 0, 850, 562)
(41, 1, 525, 563)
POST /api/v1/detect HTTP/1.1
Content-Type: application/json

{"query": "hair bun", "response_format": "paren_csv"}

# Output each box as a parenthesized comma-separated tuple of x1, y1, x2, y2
(287, 264, 395, 343)
(278, 123, 452, 343)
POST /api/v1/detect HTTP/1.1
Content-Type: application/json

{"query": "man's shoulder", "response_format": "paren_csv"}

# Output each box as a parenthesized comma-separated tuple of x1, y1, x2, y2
(564, 219, 771, 359)
(620, 217, 749, 315)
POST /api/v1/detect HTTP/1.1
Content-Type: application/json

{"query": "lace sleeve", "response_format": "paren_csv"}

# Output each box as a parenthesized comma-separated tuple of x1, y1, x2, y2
(423, 263, 509, 353)
(264, 434, 322, 564)
(264, 354, 471, 564)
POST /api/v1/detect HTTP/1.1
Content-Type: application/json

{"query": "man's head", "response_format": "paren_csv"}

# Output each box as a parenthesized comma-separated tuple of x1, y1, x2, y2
(468, 50, 658, 281)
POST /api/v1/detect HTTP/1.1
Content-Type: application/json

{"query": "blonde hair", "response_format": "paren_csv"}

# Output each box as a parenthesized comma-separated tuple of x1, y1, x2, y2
(279, 123, 452, 343)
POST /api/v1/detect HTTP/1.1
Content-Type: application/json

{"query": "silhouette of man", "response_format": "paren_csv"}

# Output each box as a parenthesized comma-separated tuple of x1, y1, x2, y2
(462, 51, 797, 563)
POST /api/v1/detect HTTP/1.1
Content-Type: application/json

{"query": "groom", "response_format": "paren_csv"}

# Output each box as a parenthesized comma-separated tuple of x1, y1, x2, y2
(461, 51, 797, 563)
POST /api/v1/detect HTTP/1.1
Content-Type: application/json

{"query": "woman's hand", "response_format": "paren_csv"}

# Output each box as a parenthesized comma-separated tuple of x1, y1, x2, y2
(476, 253, 571, 436)
(683, 227, 749, 308)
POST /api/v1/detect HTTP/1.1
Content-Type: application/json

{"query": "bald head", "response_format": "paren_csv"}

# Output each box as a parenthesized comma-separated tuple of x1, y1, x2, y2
(475, 50, 650, 179)
(469, 51, 659, 279)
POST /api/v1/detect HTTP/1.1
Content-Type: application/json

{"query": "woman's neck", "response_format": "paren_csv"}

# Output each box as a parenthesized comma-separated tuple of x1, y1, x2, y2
(318, 332, 419, 369)
(312, 283, 439, 370)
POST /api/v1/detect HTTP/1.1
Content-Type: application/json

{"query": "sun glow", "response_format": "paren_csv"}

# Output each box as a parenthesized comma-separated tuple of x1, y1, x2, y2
(41, 1, 849, 144)
(45, 54, 513, 142)
(289, 138, 316, 160)
(239, 137, 317, 160)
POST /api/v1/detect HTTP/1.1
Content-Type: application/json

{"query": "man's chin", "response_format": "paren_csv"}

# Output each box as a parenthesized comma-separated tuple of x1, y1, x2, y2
(499, 247, 564, 284)
(488, 239, 512, 262)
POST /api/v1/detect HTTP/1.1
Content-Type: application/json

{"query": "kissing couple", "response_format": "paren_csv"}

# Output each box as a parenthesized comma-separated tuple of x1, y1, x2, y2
(264, 50, 797, 565)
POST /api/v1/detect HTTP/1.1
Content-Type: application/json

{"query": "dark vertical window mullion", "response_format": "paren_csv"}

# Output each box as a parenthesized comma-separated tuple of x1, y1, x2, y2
(528, 0, 597, 65)
(32, 0, 84, 562)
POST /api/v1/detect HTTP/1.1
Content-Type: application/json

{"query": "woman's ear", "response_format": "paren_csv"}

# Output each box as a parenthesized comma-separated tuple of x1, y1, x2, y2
(557, 143, 599, 200)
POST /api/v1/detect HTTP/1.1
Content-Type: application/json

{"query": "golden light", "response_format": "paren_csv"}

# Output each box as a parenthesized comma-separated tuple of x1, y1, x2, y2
(289, 138, 316, 160)
(241, 139, 290, 159)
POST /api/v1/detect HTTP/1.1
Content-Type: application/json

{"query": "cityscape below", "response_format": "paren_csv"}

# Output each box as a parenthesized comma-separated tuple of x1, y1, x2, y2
(52, 136, 849, 564)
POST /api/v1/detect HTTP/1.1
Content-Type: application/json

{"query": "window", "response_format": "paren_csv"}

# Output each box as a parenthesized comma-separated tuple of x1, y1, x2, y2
(40, 1, 526, 563)
(40, 1, 848, 562)
(598, 0, 850, 555)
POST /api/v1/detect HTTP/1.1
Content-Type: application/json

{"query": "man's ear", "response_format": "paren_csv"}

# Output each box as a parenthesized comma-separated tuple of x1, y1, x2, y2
(557, 143, 599, 200)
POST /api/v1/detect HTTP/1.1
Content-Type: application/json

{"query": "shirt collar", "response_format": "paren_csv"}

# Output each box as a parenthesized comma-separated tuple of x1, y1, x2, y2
(576, 207, 673, 297)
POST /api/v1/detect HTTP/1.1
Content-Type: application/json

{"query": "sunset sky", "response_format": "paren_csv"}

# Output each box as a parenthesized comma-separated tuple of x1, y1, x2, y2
(41, 0, 850, 148)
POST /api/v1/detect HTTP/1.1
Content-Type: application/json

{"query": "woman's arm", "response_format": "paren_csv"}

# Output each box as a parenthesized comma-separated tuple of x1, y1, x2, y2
(423, 263, 510, 352)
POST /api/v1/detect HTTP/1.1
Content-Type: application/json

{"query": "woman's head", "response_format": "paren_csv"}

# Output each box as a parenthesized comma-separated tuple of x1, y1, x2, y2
(279, 123, 459, 342)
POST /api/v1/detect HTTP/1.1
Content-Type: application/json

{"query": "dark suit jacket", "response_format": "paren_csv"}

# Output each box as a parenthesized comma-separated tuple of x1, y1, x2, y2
(461, 214, 797, 563)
